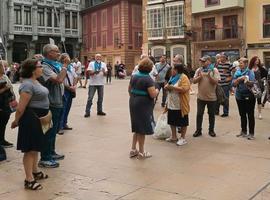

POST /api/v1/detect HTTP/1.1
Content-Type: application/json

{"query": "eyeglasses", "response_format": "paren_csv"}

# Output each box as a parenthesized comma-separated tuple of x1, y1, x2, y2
(50, 50, 60, 53)
(36, 65, 43, 68)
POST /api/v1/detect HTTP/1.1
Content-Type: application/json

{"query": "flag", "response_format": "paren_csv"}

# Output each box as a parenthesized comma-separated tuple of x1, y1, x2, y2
(49, 38, 55, 45)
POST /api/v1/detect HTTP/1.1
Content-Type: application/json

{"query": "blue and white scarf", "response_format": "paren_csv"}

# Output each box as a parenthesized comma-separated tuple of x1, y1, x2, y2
(94, 61, 102, 72)
(168, 74, 181, 85)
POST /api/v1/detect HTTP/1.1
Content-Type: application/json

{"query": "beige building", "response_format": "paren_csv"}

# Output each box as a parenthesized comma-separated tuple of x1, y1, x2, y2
(246, 0, 270, 67)
(142, 0, 192, 64)
(191, 0, 245, 67)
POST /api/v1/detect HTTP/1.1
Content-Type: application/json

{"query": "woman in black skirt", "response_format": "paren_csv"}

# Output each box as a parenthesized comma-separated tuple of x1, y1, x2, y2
(164, 64, 190, 146)
(11, 59, 50, 190)
(129, 58, 159, 159)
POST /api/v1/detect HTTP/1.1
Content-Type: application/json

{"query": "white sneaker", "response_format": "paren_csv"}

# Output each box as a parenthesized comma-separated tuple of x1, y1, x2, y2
(176, 138, 187, 146)
(259, 113, 262, 120)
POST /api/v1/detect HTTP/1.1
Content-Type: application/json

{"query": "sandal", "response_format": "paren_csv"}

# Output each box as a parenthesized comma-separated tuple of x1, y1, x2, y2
(165, 137, 178, 143)
(24, 180, 43, 190)
(129, 149, 139, 158)
(33, 171, 49, 180)
(137, 152, 152, 160)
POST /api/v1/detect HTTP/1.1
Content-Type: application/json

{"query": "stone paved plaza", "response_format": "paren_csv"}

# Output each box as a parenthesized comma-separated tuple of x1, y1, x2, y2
(0, 79, 270, 200)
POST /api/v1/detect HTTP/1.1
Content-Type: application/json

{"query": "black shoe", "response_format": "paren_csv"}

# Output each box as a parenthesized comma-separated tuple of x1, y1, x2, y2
(161, 103, 165, 108)
(84, 113, 90, 118)
(215, 112, 219, 116)
(209, 131, 216, 137)
(268, 136, 270, 140)
(221, 114, 228, 118)
(236, 131, 247, 137)
(0, 140, 14, 148)
(97, 111, 106, 116)
(51, 153, 65, 161)
(193, 130, 202, 137)
(63, 125, 73, 130)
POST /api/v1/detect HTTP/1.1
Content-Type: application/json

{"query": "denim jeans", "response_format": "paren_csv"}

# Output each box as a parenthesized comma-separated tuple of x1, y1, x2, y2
(41, 106, 63, 161)
(196, 99, 216, 132)
(156, 82, 167, 105)
(216, 85, 230, 115)
(85, 85, 104, 114)
(59, 90, 73, 129)
(236, 97, 255, 135)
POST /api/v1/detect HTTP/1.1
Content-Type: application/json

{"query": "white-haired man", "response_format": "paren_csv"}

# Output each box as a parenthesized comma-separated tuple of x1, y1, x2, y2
(39, 44, 69, 168)
(84, 54, 107, 117)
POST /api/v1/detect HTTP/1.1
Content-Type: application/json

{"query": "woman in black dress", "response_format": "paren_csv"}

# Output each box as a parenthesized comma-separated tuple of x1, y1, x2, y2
(11, 59, 50, 190)
(128, 58, 159, 159)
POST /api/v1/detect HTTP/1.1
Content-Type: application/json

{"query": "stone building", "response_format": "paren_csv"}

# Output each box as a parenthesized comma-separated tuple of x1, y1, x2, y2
(0, 0, 82, 63)
(246, 0, 270, 67)
(81, 0, 143, 74)
(142, 0, 192, 65)
(191, 0, 245, 67)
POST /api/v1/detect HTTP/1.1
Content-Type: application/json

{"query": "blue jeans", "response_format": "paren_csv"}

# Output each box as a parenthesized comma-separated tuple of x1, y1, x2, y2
(216, 85, 230, 115)
(41, 106, 63, 161)
(85, 86, 104, 114)
(59, 90, 73, 129)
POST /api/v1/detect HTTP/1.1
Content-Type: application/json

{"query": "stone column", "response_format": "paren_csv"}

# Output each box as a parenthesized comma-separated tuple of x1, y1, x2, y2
(32, 0, 38, 41)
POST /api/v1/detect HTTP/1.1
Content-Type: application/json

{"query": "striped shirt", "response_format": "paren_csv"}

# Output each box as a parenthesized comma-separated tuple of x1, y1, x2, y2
(217, 62, 234, 86)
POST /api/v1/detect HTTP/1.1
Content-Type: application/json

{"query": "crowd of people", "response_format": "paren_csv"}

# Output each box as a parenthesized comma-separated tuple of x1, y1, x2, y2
(0, 43, 270, 190)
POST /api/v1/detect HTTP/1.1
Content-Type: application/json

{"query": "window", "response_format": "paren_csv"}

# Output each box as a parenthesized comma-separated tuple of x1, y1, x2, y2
(147, 7, 164, 38)
(24, 6, 31, 25)
(14, 5, 22, 25)
(134, 32, 142, 48)
(102, 10, 107, 27)
(263, 5, 270, 38)
(102, 33, 106, 49)
(92, 35, 96, 50)
(38, 8, 45, 26)
(165, 4, 184, 37)
(65, 12, 70, 28)
(202, 18, 215, 40)
(72, 12, 78, 29)
(54, 10, 60, 27)
(92, 14, 97, 30)
(113, 6, 119, 26)
(114, 32, 119, 48)
(47, 9, 52, 27)
(223, 15, 238, 39)
(205, 0, 220, 6)
(133, 5, 142, 25)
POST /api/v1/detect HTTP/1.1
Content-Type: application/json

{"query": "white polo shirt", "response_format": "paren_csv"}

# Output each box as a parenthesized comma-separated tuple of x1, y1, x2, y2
(87, 61, 108, 86)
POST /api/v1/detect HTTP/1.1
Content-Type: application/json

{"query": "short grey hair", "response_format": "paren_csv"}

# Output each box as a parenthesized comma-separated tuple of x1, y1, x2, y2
(59, 53, 70, 63)
(43, 44, 59, 57)
(174, 54, 184, 64)
(95, 53, 102, 58)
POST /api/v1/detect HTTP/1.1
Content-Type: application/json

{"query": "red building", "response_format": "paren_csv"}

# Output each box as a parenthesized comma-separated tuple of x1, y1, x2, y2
(81, 0, 143, 74)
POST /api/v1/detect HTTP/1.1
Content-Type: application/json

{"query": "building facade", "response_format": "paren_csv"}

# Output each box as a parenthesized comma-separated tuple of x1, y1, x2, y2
(246, 0, 270, 67)
(143, 0, 192, 65)
(81, 0, 143, 74)
(191, 0, 245, 67)
(0, 0, 82, 63)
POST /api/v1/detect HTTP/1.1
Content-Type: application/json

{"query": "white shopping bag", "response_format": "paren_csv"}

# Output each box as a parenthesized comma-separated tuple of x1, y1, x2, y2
(153, 113, 171, 139)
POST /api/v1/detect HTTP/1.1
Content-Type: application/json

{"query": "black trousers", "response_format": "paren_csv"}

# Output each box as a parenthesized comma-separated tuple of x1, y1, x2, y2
(196, 99, 216, 132)
(236, 97, 256, 135)
(0, 111, 11, 142)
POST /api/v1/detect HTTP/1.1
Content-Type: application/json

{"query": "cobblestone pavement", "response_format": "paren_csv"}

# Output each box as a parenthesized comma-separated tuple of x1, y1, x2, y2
(0, 79, 270, 200)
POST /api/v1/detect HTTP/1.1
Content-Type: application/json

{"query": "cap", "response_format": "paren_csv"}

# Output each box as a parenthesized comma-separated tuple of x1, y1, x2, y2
(220, 52, 229, 58)
(199, 55, 211, 62)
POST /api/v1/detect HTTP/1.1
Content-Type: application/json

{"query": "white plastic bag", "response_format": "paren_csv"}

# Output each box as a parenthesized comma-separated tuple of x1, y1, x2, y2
(153, 113, 171, 139)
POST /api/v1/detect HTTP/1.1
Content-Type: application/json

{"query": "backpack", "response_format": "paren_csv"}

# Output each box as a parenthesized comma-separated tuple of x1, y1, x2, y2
(0, 145, 7, 161)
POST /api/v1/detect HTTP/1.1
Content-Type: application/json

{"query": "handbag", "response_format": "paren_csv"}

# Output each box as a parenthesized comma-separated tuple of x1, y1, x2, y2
(248, 81, 262, 98)
(216, 85, 228, 106)
(66, 74, 76, 98)
(38, 111, 53, 134)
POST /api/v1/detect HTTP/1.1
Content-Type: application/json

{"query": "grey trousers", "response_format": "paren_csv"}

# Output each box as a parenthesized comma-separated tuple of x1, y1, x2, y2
(85, 85, 104, 114)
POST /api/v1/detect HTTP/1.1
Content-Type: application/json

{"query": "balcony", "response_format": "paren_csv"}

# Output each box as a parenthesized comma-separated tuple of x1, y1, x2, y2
(147, 29, 165, 40)
(193, 26, 243, 42)
(14, 25, 32, 33)
(166, 27, 184, 39)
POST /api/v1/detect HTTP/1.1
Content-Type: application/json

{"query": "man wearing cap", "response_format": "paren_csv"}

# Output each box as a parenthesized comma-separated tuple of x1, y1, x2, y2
(215, 52, 234, 117)
(193, 56, 220, 137)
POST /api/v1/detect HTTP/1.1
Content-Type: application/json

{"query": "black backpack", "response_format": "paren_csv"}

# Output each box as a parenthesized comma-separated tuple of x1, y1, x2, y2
(0, 145, 6, 161)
